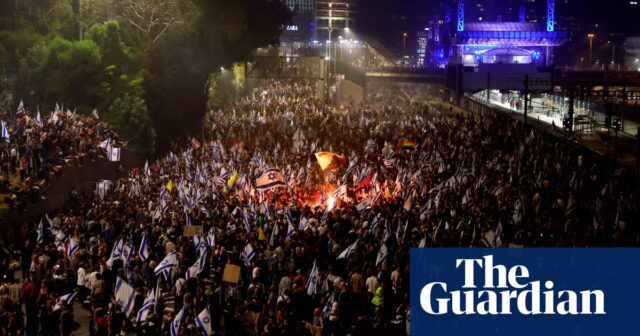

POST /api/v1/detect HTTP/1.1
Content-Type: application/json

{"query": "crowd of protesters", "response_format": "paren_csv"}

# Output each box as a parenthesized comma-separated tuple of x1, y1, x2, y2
(0, 79, 638, 336)
(0, 107, 119, 213)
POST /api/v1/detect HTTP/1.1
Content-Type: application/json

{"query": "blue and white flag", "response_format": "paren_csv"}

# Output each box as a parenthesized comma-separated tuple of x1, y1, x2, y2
(108, 146, 121, 162)
(171, 306, 185, 336)
(16, 100, 25, 114)
(195, 308, 213, 336)
(115, 277, 136, 317)
(206, 227, 216, 248)
(37, 219, 44, 243)
(53, 292, 78, 311)
(96, 180, 110, 200)
(242, 243, 255, 266)
(255, 168, 286, 190)
(306, 260, 320, 296)
(299, 216, 309, 231)
(154, 251, 178, 275)
(144, 160, 151, 176)
(36, 109, 43, 127)
(376, 243, 388, 266)
(67, 236, 80, 259)
(243, 208, 251, 233)
(286, 219, 295, 238)
(91, 108, 99, 120)
(186, 250, 208, 280)
(1, 121, 9, 143)
(99, 139, 111, 150)
(269, 222, 279, 246)
(106, 239, 123, 269)
(136, 288, 156, 323)
(337, 240, 358, 260)
(139, 234, 149, 262)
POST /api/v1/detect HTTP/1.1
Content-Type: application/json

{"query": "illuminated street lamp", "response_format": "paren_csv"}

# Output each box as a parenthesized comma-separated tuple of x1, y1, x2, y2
(403, 32, 408, 55)
(588, 33, 595, 67)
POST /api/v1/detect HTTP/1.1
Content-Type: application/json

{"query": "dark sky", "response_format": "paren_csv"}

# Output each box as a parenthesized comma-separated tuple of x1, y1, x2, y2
(355, 0, 640, 54)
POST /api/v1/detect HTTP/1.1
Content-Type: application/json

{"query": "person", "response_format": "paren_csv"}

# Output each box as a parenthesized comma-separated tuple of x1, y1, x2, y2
(302, 308, 323, 336)
(1, 78, 638, 336)
(93, 308, 108, 336)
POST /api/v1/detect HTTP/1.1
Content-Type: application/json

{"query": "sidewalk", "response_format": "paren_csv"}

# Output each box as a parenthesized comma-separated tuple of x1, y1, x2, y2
(456, 95, 639, 173)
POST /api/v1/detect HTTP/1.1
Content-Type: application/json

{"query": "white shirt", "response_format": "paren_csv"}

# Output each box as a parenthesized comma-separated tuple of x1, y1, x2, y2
(77, 267, 86, 287)
(85, 271, 98, 290)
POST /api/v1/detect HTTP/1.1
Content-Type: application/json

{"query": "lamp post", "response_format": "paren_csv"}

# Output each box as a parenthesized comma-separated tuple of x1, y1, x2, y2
(403, 32, 408, 55)
(588, 33, 594, 68)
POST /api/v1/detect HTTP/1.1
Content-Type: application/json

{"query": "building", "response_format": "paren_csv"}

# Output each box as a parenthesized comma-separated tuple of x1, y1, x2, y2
(316, 0, 357, 40)
(285, 0, 316, 14)
(281, 0, 317, 42)
(625, 37, 640, 71)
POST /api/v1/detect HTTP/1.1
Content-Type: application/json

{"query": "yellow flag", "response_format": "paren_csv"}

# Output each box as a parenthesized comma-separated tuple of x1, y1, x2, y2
(166, 180, 173, 192)
(314, 152, 346, 171)
(227, 170, 238, 188)
(257, 227, 266, 241)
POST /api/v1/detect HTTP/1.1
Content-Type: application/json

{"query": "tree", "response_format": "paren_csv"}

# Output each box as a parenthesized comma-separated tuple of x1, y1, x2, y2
(27, 37, 104, 108)
(106, 93, 154, 153)
(143, 0, 291, 150)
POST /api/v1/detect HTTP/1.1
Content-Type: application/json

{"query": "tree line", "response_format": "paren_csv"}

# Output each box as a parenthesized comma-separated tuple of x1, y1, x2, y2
(0, 0, 291, 154)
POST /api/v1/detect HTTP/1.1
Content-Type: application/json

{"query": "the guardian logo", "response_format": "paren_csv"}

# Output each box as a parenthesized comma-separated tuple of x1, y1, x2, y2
(420, 255, 606, 316)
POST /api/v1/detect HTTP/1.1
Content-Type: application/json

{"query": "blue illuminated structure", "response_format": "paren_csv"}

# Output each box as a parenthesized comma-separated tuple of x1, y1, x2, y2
(547, 0, 555, 31)
(448, 0, 566, 67)
(457, 0, 464, 32)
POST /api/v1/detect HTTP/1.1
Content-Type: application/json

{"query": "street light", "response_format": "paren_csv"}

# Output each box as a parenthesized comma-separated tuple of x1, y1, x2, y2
(402, 32, 408, 55)
(588, 33, 595, 68)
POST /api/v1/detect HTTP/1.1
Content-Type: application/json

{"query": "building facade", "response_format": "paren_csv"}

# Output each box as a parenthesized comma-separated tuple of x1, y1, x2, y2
(625, 37, 640, 71)
(316, 0, 357, 40)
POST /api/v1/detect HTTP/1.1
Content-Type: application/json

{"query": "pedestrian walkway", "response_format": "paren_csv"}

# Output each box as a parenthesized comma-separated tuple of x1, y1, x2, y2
(462, 93, 639, 174)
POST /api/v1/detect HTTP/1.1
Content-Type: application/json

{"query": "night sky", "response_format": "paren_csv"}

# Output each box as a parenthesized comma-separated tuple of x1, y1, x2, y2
(355, 0, 640, 57)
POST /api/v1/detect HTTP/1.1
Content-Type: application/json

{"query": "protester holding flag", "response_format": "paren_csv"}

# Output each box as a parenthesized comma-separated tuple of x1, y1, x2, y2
(1, 79, 638, 336)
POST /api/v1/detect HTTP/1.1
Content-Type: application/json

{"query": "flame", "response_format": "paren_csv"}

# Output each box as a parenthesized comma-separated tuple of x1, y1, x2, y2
(327, 196, 336, 211)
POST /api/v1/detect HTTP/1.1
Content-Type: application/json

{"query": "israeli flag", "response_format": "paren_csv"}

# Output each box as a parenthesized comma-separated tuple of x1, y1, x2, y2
(16, 99, 25, 114)
(67, 236, 80, 259)
(337, 240, 358, 260)
(108, 146, 121, 162)
(171, 306, 185, 336)
(37, 219, 44, 243)
(243, 208, 251, 233)
(376, 243, 388, 266)
(36, 109, 43, 127)
(53, 292, 77, 311)
(106, 239, 124, 269)
(139, 234, 149, 262)
(306, 260, 320, 296)
(286, 220, 295, 238)
(186, 250, 208, 280)
(1, 121, 9, 143)
(98, 139, 111, 150)
(115, 277, 136, 317)
(195, 308, 213, 336)
(136, 288, 156, 323)
(154, 251, 178, 275)
(91, 108, 99, 120)
(269, 222, 279, 247)
(144, 160, 151, 176)
(206, 227, 216, 248)
(242, 243, 255, 266)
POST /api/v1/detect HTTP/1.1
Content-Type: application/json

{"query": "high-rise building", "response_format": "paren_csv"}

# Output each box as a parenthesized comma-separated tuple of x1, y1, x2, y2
(281, 0, 317, 42)
(285, 0, 316, 14)
(316, 0, 357, 40)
